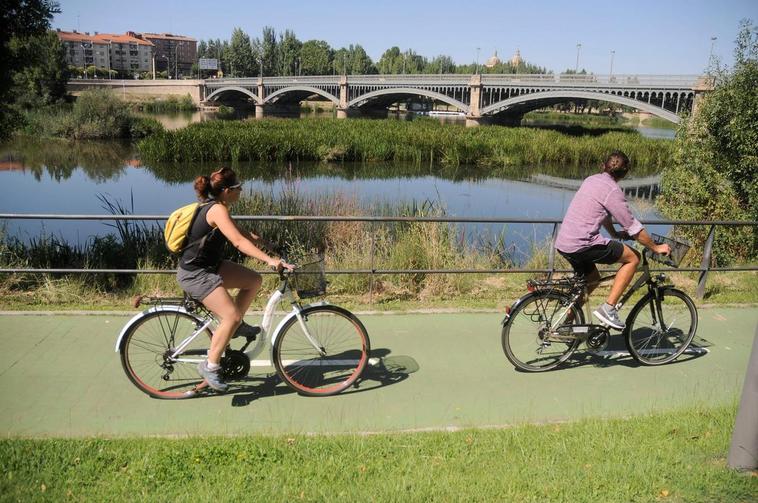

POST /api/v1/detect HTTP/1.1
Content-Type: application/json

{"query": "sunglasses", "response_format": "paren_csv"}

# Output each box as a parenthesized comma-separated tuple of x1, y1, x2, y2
(226, 183, 242, 191)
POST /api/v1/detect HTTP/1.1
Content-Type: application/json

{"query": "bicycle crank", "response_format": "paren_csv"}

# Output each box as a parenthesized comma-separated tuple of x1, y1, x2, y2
(221, 350, 251, 380)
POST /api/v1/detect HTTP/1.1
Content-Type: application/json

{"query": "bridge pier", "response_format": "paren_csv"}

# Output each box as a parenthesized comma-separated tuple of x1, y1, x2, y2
(337, 76, 349, 119)
(466, 74, 483, 128)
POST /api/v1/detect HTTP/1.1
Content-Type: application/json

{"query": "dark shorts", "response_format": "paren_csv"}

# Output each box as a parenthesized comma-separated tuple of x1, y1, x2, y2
(177, 265, 223, 301)
(558, 241, 625, 277)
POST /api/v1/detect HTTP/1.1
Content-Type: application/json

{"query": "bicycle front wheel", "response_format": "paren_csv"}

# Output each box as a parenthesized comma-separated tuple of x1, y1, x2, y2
(272, 305, 370, 396)
(502, 291, 584, 372)
(120, 310, 211, 399)
(625, 287, 698, 365)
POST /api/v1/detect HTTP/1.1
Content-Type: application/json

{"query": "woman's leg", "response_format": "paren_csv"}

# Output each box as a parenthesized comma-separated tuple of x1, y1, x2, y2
(607, 245, 640, 306)
(217, 260, 263, 317)
(201, 286, 241, 364)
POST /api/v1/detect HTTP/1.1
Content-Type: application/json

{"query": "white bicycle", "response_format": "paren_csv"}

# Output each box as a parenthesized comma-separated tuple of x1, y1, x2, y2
(115, 258, 371, 399)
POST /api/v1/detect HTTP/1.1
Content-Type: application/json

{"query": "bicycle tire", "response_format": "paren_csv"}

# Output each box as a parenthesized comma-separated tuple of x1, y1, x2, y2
(624, 287, 698, 365)
(120, 310, 211, 399)
(272, 305, 370, 396)
(501, 291, 584, 372)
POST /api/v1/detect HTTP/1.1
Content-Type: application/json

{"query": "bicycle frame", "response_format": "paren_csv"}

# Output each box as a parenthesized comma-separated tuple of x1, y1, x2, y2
(533, 250, 661, 333)
(114, 276, 331, 365)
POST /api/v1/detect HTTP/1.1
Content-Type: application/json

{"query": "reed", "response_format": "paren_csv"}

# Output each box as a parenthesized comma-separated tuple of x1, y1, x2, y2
(137, 94, 196, 113)
(0, 189, 514, 302)
(137, 118, 674, 168)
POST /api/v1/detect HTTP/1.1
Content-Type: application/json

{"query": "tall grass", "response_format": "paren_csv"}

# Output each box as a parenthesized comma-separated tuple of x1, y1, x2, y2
(137, 118, 674, 168)
(136, 94, 196, 113)
(0, 186, 518, 304)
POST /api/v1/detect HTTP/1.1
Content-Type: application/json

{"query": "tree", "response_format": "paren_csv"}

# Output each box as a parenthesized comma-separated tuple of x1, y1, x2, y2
(425, 55, 455, 74)
(377, 46, 402, 74)
(277, 29, 301, 76)
(227, 28, 254, 77)
(260, 26, 278, 76)
(348, 44, 375, 74)
(659, 19, 758, 264)
(9, 29, 68, 109)
(300, 40, 332, 75)
(1, 0, 61, 139)
(197, 40, 208, 59)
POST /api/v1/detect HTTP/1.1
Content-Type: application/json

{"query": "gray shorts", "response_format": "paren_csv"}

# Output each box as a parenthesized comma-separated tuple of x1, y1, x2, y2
(177, 266, 223, 301)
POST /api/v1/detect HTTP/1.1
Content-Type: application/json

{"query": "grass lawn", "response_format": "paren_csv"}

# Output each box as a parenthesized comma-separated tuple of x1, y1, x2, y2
(1, 405, 755, 502)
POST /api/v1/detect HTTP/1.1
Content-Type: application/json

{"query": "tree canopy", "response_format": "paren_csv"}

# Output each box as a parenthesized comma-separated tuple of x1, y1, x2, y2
(660, 19, 757, 264)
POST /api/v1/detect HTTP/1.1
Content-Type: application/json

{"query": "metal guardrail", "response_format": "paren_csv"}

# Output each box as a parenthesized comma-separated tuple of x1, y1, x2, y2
(0, 214, 755, 299)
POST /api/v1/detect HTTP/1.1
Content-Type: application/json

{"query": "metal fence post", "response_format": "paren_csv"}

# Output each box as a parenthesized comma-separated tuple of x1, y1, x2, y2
(369, 221, 376, 305)
(547, 222, 559, 280)
(728, 325, 758, 471)
(696, 225, 716, 299)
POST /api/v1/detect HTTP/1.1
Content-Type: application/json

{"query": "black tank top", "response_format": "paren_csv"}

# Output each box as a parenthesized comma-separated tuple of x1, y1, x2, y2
(179, 202, 228, 271)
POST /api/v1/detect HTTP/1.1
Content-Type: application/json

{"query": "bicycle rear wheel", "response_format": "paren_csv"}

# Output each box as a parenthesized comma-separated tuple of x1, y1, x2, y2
(120, 310, 211, 399)
(272, 305, 370, 396)
(501, 291, 584, 372)
(625, 287, 698, 365)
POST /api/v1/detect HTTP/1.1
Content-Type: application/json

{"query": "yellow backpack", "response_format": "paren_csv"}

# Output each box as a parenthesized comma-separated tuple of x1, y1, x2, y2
(164, 202, 213, 254)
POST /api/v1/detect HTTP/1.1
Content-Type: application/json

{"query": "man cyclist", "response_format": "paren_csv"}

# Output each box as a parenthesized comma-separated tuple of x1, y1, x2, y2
(555, 151, 671, 330)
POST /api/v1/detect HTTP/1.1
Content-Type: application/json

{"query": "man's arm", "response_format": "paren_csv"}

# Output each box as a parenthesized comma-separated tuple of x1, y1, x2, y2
(604, 188, 670, 254)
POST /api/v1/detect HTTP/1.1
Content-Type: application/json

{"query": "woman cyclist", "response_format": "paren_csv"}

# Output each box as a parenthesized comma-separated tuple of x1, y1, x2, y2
(555, 151, 671, 330)
(177, 168, 293, 392)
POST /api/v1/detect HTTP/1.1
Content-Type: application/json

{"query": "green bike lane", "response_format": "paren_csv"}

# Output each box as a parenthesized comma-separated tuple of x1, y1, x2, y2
(0, 307, 755, 438)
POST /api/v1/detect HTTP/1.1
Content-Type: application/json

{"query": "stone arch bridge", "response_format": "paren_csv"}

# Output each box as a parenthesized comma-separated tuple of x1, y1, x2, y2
(203, 74, 711, 126)
(67, 74, 712, 127)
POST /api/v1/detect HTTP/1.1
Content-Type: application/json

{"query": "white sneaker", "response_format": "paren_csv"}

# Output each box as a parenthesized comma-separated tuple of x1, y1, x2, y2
(593, 303, 625, 330)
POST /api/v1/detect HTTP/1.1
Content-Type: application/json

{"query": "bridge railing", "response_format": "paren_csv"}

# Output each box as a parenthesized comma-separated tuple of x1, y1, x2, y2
(1, 214, 755, 300)
(203, 74, 702, 88)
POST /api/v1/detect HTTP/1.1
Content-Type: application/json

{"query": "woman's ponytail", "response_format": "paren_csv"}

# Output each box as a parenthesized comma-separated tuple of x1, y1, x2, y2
(194, 175, 211, 200)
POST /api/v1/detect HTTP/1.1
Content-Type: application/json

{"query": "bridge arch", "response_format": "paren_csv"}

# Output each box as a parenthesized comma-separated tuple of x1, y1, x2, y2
(205, 86, 262, 105)
(348, 87, 470, 114)
(263, 86, 339, 106)
(479, 89, 681, 124)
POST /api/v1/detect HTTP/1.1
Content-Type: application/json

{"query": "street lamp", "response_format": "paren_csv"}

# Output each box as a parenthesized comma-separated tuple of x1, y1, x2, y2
(709, 36, 717, 64)
(609, 49, 615, 80)
(575, 43, 582, 73)
(475, 47, 481, 74)
(81, 41, 91, 78)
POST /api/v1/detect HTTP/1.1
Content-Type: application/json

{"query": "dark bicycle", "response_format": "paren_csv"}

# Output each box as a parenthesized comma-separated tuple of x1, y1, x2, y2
(501, 234, 698, 372)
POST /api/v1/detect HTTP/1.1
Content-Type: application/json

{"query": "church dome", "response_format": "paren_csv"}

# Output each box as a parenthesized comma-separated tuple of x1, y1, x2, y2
(484, 50, 501, 68)
(510, 49, 523, 66)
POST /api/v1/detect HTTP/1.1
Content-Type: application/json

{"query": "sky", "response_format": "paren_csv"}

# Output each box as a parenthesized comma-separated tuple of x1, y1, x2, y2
(53, 0, 757, 74)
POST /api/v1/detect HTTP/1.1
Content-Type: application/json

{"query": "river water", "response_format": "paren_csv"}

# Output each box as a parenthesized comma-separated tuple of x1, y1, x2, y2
(0, 115, 672, 263)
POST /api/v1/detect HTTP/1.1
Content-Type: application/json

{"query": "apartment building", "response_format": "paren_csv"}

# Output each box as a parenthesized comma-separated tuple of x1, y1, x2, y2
(137, 33, 197, 77)
(57, 30, 153, 74)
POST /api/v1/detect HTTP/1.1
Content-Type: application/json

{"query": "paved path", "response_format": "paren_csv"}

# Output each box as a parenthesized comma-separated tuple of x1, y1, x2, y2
(0, 307, 755, 437)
